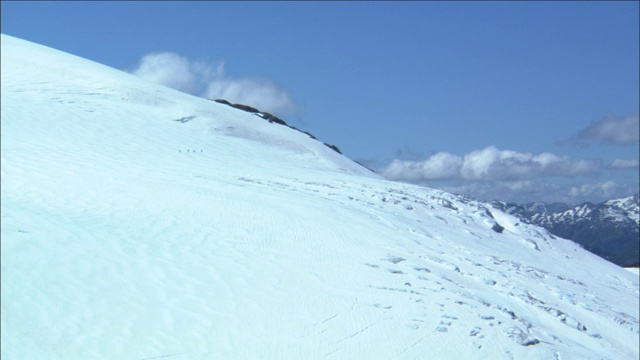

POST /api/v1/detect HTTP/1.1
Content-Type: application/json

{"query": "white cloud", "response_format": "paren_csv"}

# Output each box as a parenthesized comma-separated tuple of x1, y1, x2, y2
(129, 52, 209, 94)
(128, 52, 295, 115)
(436, 181, 558, 203)
(380, 146, 601, 182)
(382, 152, 462, 181)
(432, 180, 636, 204)
(608, 158, 640, 169)
(203, 74, 295, 115)
(560, 114, 639, 145)
(568, 181, 620, 201)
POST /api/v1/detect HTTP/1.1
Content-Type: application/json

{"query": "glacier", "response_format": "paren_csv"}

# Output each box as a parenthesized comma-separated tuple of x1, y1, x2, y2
(1, 34, 638, 359)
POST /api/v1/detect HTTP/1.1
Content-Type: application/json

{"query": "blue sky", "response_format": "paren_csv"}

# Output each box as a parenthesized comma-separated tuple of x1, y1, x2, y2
(2, 1, 638, 204)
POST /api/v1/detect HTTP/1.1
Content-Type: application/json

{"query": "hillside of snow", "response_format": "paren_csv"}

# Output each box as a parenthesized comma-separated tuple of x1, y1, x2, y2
(1, 34, 639, 359)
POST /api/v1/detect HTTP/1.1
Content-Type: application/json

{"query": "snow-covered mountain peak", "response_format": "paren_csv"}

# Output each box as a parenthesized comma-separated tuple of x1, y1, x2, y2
(605, 194, 640, 224)
(2, 34, 639, 359)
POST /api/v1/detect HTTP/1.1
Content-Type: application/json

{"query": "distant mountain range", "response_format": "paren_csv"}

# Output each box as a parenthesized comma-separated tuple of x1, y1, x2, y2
(491, 194, 640, 267)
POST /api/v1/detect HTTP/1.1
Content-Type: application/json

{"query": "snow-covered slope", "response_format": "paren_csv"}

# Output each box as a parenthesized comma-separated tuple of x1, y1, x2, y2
(2, 34, 639, 359)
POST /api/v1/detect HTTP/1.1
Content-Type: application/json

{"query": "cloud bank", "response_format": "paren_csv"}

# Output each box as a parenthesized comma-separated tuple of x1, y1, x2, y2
(609, 159, 640, 169)
(379, 146, 638, 203)
(129, 52, 295, 115)
(436, 180, 634, 204)
(560, 114, 639, 146)
(380, 146, 602, 182)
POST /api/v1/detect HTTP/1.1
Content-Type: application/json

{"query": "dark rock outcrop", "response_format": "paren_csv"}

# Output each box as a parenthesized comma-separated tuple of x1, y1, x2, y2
(257, 112, 287, 126)
(213, 99, 232, 106)
(214, 99, 260, 114)
(323, 143, 342, 154)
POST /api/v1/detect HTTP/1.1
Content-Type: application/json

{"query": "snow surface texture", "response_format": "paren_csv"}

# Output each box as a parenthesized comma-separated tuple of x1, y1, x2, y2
(2, 34, 639, 359)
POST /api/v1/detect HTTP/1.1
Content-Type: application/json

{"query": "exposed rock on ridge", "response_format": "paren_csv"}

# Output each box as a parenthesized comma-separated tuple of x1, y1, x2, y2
(213, 99, 343, 155)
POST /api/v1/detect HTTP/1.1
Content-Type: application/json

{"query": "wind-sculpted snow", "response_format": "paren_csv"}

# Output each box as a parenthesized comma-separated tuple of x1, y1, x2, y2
(2, 34, 639, 359)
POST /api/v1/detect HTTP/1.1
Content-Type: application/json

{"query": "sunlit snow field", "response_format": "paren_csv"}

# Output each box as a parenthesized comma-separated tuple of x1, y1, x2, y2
(1, 34, 639, 359)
